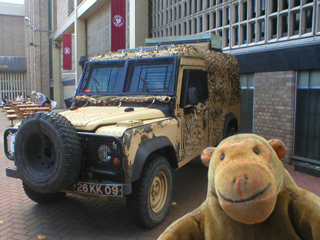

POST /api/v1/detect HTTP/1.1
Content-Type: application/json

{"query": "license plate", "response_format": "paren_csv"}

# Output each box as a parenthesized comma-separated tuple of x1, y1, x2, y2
(73, 181, 123, 197)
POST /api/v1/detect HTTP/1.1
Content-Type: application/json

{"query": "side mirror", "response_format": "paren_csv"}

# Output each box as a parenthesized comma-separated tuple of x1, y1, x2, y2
(187, 87, 199, 106)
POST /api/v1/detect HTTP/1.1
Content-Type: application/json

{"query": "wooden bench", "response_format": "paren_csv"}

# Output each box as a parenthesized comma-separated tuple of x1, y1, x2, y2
(19, 107, 52, 118)
(7, 114, 18, 127)
(6, 109, 16, 114)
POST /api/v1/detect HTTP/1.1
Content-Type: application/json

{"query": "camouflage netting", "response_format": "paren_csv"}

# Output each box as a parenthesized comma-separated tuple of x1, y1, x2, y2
(89, 45, 240, 108)
(90, 45, 241, 145)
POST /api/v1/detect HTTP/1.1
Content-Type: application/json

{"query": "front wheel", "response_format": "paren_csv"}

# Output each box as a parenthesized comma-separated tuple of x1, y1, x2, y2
(127, 155, 173, 229)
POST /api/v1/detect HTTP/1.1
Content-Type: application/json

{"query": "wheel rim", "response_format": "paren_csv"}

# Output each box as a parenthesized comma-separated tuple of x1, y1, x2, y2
(150, 171, 168, 213)
(26, 132, 56, 175)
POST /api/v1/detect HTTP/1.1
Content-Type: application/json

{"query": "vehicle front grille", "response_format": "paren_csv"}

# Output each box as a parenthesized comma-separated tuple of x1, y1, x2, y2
(79, 133, 123, 173)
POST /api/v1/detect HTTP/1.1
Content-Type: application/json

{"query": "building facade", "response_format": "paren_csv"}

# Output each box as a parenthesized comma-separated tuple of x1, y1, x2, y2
(25, 0, 320, 168)
(149, 0, 320, 166)
(0, 3, 27, 101)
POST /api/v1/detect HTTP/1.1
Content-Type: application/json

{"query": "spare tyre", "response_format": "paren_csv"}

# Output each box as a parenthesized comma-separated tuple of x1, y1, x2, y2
(14, 111, 81, 194)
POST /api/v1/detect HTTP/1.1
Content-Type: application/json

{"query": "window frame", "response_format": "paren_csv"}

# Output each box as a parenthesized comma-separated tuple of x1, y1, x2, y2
(77, 56, 179, 96)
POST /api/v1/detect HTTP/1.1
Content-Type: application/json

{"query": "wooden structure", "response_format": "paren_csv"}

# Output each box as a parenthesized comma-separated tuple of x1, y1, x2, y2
(3, 103, 52, 126)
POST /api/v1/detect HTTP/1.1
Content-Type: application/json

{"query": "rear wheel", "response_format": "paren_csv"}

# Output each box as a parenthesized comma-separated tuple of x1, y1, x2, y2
(127, 155, 173, 229)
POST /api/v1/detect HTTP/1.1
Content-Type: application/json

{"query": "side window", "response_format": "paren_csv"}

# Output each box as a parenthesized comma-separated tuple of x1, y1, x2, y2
(180, 69, 208, 106)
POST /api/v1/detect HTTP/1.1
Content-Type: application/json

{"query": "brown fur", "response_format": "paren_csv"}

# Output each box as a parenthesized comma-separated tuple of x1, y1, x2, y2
(159, 134, 320, 240)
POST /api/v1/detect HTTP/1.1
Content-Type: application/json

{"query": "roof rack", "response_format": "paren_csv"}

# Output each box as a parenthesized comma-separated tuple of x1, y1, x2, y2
(117, 45, 171, 53)
(145, 32, 222, 51)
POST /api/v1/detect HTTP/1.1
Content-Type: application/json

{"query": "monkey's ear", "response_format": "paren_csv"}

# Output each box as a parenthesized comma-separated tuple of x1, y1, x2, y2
(268, 139, 286, 159)
(201, 147, 216, 167)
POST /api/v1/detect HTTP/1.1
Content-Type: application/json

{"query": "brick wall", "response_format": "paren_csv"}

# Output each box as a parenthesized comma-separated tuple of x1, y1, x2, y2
(56, 0, 73, 27)
(254, 71, 296, 163)
(87, 3, 111, 58)
(25, 0, 50, 98)
(0, 15, 25, 56)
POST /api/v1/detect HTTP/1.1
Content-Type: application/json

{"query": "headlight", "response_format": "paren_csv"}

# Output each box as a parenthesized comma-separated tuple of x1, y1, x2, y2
(98, 144, 111, 162)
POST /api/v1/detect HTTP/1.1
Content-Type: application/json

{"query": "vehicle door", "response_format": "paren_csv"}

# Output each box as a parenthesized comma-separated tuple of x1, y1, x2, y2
(181, 68, 209, 159)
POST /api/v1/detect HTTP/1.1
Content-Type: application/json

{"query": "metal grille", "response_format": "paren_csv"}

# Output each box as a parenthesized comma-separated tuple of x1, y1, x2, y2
(0, 72, 27, 102)
(80, 133, 123, 173)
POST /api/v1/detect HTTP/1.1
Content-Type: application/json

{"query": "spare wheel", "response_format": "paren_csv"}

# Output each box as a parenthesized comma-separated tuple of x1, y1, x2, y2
(15, 112, 81, 194)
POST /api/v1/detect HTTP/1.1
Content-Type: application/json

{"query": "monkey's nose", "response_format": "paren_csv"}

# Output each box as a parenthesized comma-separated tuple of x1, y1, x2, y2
(233, 175, 249, 184)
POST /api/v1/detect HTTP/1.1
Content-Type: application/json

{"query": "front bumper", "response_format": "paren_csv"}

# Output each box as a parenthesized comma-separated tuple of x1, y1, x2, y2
(6, 167, 132, 195)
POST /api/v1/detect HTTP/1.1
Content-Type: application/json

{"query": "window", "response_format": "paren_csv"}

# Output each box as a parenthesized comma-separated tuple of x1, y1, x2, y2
(224, 7, 230, 25)
(184, 2, 188, 16)
(212, 11, 216, 28)
(261, 0, 266, 15)
(218, 9, 223, 27)
(241, 24, 248, 44)
(125, 59, 175, 94)
(293, 12, 300, 35)
(249, 22, 256, 42)
(223, 28, 230, 47)
(233, 25, 239, 45)
(294, 0, 300, 7)
(81, 62, 125, 93)
(206, 14, 210, 30)
(199, 16, 203, 32)
(242, 1, 248, 20)
(270, 17, 278, 39)
(281, 0, 289, 10)
(181, 69, 208, 106)
(272, 0, 278, 13)
(280, 14, 288, 37)
(193, 18, 198, 33)
(258, 20, 265, 40)
(234, 4, 239, 23)
(304, 8, 313, 33)
(294, 70, 320, 161)
(250, 0, 256, 18)
(239, 74, 254, 133)
(80, 58, 177, 96)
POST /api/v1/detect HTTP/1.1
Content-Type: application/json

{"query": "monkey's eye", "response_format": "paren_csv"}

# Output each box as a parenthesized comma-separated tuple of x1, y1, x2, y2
(220, 153, 225, 160)
(253, 148, 261, 155)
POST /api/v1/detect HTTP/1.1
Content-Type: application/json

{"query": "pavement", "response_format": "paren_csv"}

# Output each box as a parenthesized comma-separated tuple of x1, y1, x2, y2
(0, 110, 319, 240)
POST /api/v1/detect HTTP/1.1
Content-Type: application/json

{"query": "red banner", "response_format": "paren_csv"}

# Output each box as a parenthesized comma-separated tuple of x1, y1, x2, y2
(63, 33, 72, 70)
(111, 0, 126, 52)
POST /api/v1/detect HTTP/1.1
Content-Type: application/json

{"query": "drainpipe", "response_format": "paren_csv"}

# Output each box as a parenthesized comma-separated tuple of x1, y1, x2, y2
(48, 0, 53, 99)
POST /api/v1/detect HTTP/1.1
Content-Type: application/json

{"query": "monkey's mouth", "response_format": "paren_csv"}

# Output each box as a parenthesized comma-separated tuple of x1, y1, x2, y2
(218, 183, 271, 203)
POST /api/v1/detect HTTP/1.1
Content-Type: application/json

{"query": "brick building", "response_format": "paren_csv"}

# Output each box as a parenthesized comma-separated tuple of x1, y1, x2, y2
(0, 2, 26, 101)
(25, 0, 320, 170)
(24, 0, 51, 102)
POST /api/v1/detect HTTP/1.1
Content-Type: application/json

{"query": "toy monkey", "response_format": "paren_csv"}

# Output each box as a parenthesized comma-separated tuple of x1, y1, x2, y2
(159, 134, 320, 240)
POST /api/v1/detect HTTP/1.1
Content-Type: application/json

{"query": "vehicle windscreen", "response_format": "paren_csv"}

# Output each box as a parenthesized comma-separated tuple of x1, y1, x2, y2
(80, 62, 125, 93)
(79, 57, 176, 95)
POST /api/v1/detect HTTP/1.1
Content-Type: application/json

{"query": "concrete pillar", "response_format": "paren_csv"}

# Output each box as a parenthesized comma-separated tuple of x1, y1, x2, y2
(52, 41, 62, 108)
(74, 18, 86, 85)
(129, 0, 149, 49)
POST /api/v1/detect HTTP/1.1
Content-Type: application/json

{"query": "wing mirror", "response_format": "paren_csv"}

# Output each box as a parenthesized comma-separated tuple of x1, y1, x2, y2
(186, 87, 199, 106)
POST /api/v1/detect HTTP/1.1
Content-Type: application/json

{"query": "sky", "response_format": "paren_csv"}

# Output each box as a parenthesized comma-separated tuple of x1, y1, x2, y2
(0, 0, 24, 4)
